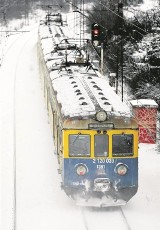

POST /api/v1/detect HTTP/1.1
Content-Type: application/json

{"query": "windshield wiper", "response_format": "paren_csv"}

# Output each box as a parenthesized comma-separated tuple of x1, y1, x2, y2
(73, 132, 81, 144)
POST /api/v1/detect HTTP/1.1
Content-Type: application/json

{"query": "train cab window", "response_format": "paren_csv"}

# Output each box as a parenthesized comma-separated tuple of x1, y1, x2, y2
(69, 134, 90, 157)
(94, 134, 109, 157)
(112, 134, 133, 157)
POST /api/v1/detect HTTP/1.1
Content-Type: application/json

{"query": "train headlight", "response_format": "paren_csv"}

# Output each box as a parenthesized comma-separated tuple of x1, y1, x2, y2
(115, 163, 128, 176)
(75, 164, 88, 176)
(95, 110, 107, 122)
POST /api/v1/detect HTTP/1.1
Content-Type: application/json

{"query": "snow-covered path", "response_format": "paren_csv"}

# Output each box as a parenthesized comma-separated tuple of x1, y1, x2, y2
(0, 27, 86, 230)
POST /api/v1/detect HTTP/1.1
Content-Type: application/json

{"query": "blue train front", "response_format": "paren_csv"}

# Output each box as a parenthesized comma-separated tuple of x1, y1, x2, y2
(61, 112, 138, 207)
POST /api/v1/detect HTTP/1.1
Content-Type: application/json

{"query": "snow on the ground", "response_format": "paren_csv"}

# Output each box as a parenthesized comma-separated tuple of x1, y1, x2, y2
(0, 24, 85, 230)
(0, 3, 160, 230)
(123, 143, 160, 230)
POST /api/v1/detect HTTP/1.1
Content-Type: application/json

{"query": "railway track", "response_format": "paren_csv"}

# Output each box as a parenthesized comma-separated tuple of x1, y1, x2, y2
(0, 27, 38, 230)
(81, 206, 132, 230)
(12, 28, 39, 230)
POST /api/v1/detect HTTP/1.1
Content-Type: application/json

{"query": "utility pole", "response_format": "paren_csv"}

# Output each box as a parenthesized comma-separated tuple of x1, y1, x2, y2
(100, 0, 103, 75)
(101, 42, 104, 75)
(116, 50, 119, 94)
(25, 0, 29, 25)
(118, 0, 124, 101)
(1, 10, 7, 27)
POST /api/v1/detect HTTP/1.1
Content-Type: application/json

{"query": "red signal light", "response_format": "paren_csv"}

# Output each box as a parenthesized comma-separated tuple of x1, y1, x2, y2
(91, 23, 101, 46)
(93, 29, 99, 35)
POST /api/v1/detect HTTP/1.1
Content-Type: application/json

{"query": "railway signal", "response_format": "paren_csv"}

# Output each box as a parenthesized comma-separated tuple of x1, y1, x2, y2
(91, 23, 101, 46)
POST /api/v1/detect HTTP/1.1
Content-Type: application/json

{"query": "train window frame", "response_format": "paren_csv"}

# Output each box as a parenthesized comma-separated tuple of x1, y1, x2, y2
(94, 134, 109, 157)
(69, 134, 91, 157)
(112, 134, 134, 157)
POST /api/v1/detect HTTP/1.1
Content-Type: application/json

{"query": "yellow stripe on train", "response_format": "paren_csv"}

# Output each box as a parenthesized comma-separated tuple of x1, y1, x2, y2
(63, 129, 138, 159)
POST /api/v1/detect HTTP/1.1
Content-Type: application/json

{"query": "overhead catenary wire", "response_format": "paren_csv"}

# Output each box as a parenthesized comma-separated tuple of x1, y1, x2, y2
(65, 0, 145, 99)
(64, 1, 153, 94)
(94, 0, 147, 35)
(65, 0, 108, 31)
(64, 1, 160, 143)
(65, 0, 147, 37)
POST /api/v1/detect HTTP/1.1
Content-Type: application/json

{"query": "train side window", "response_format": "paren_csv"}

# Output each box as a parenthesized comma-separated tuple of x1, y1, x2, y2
(112, 134, 133, 157)
(94, 134, 109, 157)
(69, 134, 90, 157)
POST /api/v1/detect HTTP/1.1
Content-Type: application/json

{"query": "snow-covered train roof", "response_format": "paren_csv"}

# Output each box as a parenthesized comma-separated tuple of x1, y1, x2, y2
(50, 66, 131, 118)
(38, 14, 132, 119)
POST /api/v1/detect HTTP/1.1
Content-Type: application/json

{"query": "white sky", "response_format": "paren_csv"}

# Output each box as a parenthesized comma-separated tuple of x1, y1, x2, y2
(0, 2, 160, 230)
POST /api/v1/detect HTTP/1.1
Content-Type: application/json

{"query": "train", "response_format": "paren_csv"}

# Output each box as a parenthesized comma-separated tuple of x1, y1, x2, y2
(37, 13, 139, 207)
